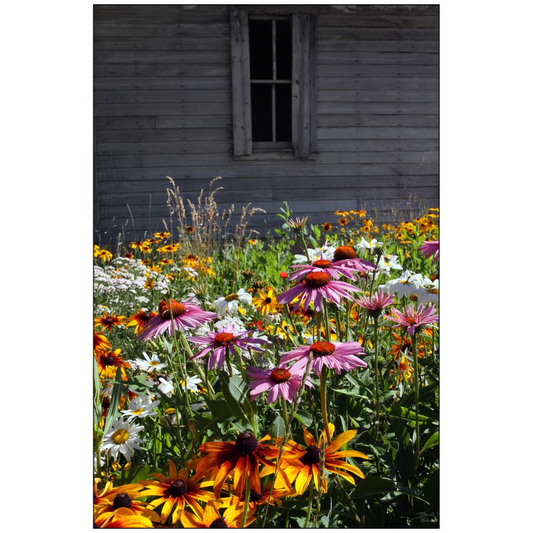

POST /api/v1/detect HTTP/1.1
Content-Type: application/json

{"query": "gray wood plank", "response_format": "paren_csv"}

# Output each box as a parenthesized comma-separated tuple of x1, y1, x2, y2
(94, 116, 232, 130)
(94, 77, 230, 91)
(94, 50, 230, 64)
(94, 37, 230, 51)
(317, 127, 438, 140)
(318, 78, 438, 90)
(318, 27, 439, 41)
(318, 114, 438, 128)
(318, 64, 438, 78)
(94, 103, 230, 117)
(96, 140, 232, 155)
(318, 14, 439, 29)
(317, 51, 438, 65)
(96, 128, 231, 143)
(317, 90, 437, 103)
(94, 64, 230, 77)
(94, 23, 230, 38)
(318, 41, 439, 53)
(318, 102, 438, 115)
(94, 90, 231, 104)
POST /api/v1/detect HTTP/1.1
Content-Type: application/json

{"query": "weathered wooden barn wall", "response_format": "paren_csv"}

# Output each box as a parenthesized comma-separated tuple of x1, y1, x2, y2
(94, 4, 438, 243)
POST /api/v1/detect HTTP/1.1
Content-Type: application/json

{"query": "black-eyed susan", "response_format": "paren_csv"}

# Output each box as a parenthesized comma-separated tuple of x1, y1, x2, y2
(278, 424, 368, 494)
(337, 217, 349, 226)
(140, 460, 215, 526)
(97, 348, 131, 380)
(153, 231, 171, 240)
(252, 287, 279, 316)
(180, 499, 256, 528)
(321, 222, 332, 232)
(96, 507, 155, 528)
(94, 312, 126, 332)
(196, 432, 286, 498)
(157, 243, 180, 254)
(94, 483, 159, 527)
(126, 309, 158, 335)
(94, 331, 111, 354)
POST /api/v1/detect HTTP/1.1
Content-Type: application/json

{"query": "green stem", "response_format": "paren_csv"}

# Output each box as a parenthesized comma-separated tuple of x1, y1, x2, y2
(225, 347, 234, 377)
(413, 330, 421, 460)
(304, 483, 314, 528)
(241, 477, 251, 528)
(320, 367, 332, 444)
(373, 316, 381, 439)
(323, 303, 331, 342)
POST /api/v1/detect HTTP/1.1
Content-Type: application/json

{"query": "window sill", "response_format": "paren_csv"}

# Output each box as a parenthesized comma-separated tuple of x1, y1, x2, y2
(233, 151, 317, 161)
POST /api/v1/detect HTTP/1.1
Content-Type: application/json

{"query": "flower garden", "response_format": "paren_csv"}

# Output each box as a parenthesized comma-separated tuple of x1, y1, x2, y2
(93, 184, 439, 528)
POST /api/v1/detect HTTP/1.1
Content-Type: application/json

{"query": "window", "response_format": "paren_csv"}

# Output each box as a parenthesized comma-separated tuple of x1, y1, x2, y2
(230, 9, 317, 158)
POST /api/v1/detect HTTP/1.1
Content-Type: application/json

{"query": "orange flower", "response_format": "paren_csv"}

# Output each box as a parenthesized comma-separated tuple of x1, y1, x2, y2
(139, 461, 214, 526)
(196, 432, 286, 498)
(126, 309, 157, 334)
(97, 348, 131, 380)
(96, 508, 154, 528)
(180, 500, 255, 528)
(94, 331, 111, 354)
(94, 312, 126, 331)
(270, 425, 368, 494)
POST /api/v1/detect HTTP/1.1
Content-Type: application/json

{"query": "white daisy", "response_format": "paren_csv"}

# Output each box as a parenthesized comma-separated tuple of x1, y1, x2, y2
(413, 278, 439, 305)
(121, 395, 160, 419)
(292, 244, 336, 264)
(376, 254, 403, 276)
(379, 270, 426, 298)
(101, 417, 144, 462)
(135, 352, 166, 373)
(356, 237, 381, 255)
(214, 288, 252, 315)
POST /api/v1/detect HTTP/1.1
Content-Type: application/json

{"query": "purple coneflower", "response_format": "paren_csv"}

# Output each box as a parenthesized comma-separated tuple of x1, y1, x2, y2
(137, 299, 217, 341)
(419, 240, 439, 262)
(355, 290, 395, 318)
(385, 304, 439, 336)
(332, 246, 376, 274)
(288, 253, 357, 282)
(277, 272, 361, 312)
(280, 341, 367, 376)
(188, 324, 267, 370)
(247, 364, 313, 404)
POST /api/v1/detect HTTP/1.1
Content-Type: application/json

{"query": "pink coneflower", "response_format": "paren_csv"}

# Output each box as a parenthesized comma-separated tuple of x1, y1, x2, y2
(332, 246, 376, 274)
(277, 271, 361, 312)
(137, 298, 217, 341)
(385, 304, 439, 336)
(188, 324, 268, 370)
(355, 290, 395, 317)
(280, 341, 367, 376)
(288, 253, 358, 282)
(247, 364, 313, 404)
(419, 240, 439, 262)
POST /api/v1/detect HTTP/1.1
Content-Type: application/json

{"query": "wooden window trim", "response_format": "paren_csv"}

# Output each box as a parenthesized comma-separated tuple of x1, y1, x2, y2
(231, 8, 317, 160)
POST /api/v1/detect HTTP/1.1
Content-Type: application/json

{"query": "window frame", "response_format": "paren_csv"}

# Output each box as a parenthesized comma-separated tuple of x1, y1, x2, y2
(230, 8, 317, 159)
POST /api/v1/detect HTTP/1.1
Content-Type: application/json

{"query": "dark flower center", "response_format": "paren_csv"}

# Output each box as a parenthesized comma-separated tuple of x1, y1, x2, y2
(304, 272, 331, 288)
(235, 432, 258, 455)
(112, 492, 132, 510)
(301, 445, 321, 466)
(334, 246, 357, 261)
(159, 300, 187, 319)
(310, 341, 336, 356)
(103, 317, 115, 325)
(209, 518, 228, 528)
(249, 489, 263, 503)
(264, 297, 272, 304)
(214, 332, 234, 345)
(312, 260, 332, 269)
(141, 311, 152, 321)
(168, 479, 188, 497)
(103, 355, 116, 366)
(270, 368, 291, 383)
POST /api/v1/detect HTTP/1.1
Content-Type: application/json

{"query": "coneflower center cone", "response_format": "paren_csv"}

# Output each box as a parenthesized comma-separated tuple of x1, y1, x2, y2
(113, 493, 133, 510)
(304, 272, 331, 288)
(235, 432, 258, 455)
(312, 260, 332, 269)
(270, 368, 291, 383)
(103, 355, 116, 366)
(249, 489, 263, 503)
(214, 332, 235, 345)
(168, 479, 188, 497)
(334, 246, 357, 261)
(159, 300, 187, 319)
(310, 341, 336, 356)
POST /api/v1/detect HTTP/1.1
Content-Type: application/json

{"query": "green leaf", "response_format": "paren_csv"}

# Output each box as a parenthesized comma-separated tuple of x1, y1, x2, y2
(269, 415, 285, 438)
(103, 365, 126, 436)
(293, 410, 313, 427)
(218, 371, 252, 426)
(389, 404, 431, 422)
(353, 477, 396, 498)
(421, 431, 439, 453)
(113, 465, 161, 487)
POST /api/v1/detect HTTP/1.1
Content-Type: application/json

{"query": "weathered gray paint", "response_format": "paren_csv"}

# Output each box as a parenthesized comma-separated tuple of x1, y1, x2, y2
(94, 4, 439, 243)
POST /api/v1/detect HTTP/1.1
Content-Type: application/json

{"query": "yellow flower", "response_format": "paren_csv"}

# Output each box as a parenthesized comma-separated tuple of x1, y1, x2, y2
(252, 287, 279, 315)
(321, 222, 332, 232)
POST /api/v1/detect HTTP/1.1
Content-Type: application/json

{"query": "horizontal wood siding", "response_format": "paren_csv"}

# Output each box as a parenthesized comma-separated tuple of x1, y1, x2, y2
(94, 4, 438, 243)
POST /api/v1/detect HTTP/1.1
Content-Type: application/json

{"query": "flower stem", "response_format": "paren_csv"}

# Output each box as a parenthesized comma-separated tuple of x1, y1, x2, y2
(320, 367, 332, 444)
(304, 483, 314, 528)
(373, 316, 381, 440)
(241, 477, 251, 528)
(225, 347, 233, 377)
(412, 331, 421, 459)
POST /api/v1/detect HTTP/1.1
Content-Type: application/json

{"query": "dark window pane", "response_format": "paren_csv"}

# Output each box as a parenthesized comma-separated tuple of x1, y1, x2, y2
(275, 84, 292, 142)
(276, 19, 292, 80)
(249, 19, 272, 80)
(251, 84, 272, 142)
